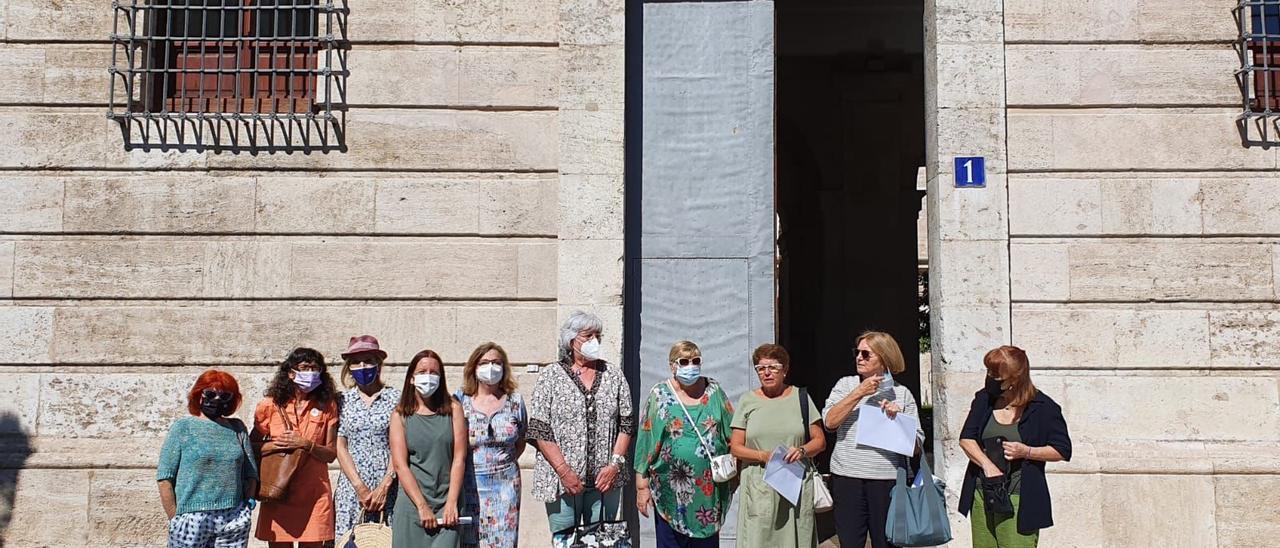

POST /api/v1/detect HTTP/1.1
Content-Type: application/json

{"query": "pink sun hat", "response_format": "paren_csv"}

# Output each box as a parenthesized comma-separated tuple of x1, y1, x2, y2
(341, 335, 387, 360)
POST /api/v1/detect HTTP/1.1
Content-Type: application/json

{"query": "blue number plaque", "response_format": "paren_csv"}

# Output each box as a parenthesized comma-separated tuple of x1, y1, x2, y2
(954, 156, 986, 188)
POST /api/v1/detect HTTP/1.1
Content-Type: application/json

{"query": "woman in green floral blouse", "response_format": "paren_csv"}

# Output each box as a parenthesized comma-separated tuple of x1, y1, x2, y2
(634, 341, 736, 547)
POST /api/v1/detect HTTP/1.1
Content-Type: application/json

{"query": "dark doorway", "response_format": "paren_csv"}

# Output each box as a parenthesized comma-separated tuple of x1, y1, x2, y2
(776, 0, 927, 409)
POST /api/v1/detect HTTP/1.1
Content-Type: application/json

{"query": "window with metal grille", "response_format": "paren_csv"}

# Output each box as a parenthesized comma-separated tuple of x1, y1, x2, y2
(108, 0, 349, 152)
(1237, 0, 1280, 144)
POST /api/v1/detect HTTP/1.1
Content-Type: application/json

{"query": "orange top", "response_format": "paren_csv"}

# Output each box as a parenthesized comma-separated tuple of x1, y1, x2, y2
(253, 397, 339, 542)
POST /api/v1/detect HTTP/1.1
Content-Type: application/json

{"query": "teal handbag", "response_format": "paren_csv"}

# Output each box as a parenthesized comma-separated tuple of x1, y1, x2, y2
(886, 457, 953, 547)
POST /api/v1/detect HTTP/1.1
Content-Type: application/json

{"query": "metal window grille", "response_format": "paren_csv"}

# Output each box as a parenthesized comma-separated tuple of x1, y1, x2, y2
(1236, 0, 1280, 145)
(107, 0, 349, 153)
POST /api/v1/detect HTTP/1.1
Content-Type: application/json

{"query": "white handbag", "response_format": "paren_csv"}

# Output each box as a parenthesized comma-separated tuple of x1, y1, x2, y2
(797, 386, 833, 513)
(667, 381, 738, 483)
(812, 471, 834, 512)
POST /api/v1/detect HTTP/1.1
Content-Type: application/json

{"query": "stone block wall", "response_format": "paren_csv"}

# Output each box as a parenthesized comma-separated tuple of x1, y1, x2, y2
(0, 1, 625, 546)
(930, 0, 1280, 546)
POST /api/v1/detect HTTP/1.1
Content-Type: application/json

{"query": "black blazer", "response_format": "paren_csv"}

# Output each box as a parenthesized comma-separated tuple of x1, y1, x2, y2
(958, 389, 1072, 534)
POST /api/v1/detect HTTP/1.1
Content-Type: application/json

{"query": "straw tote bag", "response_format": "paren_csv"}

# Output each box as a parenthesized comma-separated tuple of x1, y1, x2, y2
(339, 512, 393, 548)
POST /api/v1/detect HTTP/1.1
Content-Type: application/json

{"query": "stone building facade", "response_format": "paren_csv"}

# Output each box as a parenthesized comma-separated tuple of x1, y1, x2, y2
(0, 1, 622, 545)
(927, 0, 1279, 546)
(0, 0, 1275, 547)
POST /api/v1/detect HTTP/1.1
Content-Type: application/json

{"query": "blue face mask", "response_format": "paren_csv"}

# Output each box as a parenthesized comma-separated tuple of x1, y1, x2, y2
(351, 367, 379, 386)
(674, 364, 702, 386)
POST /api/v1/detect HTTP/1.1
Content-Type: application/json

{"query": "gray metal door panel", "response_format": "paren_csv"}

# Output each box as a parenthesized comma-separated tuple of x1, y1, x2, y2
(638, 258, 755, 400)
(640, 1, 775, 262)
(634, 2, 776, 546)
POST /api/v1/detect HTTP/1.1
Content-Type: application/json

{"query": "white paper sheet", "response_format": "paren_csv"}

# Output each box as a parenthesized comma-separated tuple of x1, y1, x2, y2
(854, 403, 919, 456)
(763, 445, 805, 506)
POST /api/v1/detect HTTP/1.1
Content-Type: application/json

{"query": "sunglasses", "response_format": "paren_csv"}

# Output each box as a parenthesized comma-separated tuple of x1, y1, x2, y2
(479, 360, 505, 367)
(673, 357, 702, 366)
(202, 389, 234, 402)
(753, 364, 783, 374)
(855, 349, 875, 361)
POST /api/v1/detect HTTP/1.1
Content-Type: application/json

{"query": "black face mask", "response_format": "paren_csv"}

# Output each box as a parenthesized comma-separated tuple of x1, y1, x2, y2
(985, 376, 1005, 398)
(200, 398, 232, 419)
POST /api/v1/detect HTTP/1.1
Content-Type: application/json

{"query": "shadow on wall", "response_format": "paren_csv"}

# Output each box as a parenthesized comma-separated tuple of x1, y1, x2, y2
(0, 412, 33, 548)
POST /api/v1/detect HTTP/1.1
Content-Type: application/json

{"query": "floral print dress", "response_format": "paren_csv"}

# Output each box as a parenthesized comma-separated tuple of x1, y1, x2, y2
(335, 387, 401, 540)
(458, 391, 527, 548)
(634, 378, 736, 538)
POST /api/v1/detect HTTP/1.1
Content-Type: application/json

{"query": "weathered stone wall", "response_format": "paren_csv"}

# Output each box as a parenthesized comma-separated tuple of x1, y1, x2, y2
(930, 0, 1280, 546)
(0, 1, 624, 546)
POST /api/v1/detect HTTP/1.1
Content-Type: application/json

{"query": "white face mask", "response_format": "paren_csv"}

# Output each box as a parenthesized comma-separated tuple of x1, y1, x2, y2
(579, 337, 602, 361)
(476, 363, 504, 386)
(413, 373, 440, 398)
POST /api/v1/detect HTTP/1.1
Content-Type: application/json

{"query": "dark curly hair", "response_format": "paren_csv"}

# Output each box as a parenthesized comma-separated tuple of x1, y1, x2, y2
(265, 347, 336, 407)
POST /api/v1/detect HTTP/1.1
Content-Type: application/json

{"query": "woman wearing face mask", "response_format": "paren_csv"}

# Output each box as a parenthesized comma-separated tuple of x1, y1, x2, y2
(528, 311, 635, 543)
(456, 342, 527, 548)
(390, 349, 468, 548)
(251, 348, 340, 548)
(958, 346, 1071, 548)
(158, 369, 257, 548)
(730, 343, 825, 548)
(820, 331, 924, 548)
(634, 341, 736, 547)
(334, 335, 401, 541)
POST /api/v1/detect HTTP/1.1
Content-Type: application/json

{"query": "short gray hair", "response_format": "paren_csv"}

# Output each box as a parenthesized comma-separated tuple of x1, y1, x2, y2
(558, 310, 604, 363)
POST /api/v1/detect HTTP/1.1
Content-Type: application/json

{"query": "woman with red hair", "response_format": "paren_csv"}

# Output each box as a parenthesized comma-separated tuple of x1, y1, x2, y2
(157, 369, 259, 548)
(958, 346, 1072, 548)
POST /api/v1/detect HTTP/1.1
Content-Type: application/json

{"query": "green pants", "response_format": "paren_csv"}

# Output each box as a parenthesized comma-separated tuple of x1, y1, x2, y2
(545, 488, 623, 537)
(971, 493, 1039, 548)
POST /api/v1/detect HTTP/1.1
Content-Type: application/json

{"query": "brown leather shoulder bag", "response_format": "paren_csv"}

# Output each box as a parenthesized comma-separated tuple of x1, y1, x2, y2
(256, 405, 305, 502)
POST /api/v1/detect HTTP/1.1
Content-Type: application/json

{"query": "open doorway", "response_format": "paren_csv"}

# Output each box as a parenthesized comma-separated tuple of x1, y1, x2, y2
(776, 0, 927, 410)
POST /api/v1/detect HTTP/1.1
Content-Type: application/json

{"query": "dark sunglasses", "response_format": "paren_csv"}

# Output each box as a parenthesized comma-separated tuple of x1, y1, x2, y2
(202, 388, 234, 402)
(674, 357, 702, 366)
(855, 349, 875, 360)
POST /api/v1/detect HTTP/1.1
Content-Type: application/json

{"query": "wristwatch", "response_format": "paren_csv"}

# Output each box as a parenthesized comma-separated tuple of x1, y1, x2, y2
(609, 453, 627, 468)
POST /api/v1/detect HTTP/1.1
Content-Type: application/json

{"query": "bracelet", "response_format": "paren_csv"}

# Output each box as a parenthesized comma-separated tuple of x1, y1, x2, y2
(1025, 446, 1033, 460)
(609, 453, 627, 467)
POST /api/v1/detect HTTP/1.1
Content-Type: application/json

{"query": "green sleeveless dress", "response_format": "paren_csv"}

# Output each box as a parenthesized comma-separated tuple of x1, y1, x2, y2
(392, 413, 460, 548)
